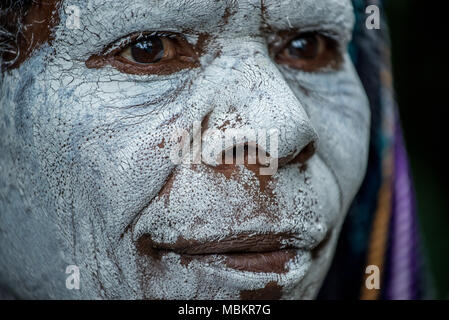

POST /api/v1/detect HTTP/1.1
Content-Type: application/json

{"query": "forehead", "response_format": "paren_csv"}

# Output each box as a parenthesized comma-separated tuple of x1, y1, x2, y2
(61, 0, 354, 32)
(79, 0, 353, 14)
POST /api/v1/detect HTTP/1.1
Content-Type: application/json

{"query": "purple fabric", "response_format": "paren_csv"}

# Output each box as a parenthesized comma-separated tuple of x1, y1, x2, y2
(386, 113, 421, 299)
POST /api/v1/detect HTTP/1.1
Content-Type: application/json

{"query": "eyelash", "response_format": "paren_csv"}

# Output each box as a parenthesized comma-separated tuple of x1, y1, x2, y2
(85, 31, 342, 75)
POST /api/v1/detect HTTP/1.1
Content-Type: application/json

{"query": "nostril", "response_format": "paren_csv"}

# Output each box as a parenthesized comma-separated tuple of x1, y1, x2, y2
(293, 142, 316, 164)
(213, 142, 316, 171)
(278, 142, 316, 168)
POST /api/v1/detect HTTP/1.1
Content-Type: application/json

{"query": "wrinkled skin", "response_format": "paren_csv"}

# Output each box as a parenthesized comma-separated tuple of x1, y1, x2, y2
(0, 0, 370, 299)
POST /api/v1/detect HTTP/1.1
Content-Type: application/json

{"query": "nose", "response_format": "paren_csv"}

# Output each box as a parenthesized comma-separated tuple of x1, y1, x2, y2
(200, 42, 318, 174)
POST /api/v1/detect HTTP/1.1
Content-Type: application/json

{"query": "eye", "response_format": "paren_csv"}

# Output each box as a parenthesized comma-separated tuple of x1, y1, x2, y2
(86, 33, 199, 75)
(121, 36, 171, 64)
(275, 32, 341, 72)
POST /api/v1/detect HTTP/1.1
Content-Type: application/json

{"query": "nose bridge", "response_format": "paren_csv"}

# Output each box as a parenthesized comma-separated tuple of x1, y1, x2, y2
(201, 40, 318, 165)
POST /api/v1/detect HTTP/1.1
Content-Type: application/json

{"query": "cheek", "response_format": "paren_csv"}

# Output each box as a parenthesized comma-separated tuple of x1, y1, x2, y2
(284, 61, 371, 210)
(309, 80, 370, 208)
(27, 62, 202, 242)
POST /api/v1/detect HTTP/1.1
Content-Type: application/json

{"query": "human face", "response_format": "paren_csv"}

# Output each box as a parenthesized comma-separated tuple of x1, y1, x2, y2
(0, 0, 370, 299)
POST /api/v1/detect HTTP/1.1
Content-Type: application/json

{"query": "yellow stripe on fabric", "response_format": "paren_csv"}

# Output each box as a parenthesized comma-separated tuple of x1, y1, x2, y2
(360, 152, 393, 300)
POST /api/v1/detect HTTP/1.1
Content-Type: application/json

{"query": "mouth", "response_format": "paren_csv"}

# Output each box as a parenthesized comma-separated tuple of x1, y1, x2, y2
(136, 233, 311, 274)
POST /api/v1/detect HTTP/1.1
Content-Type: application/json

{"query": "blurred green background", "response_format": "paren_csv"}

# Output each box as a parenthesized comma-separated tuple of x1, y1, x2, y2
(385, 1, 449, 299)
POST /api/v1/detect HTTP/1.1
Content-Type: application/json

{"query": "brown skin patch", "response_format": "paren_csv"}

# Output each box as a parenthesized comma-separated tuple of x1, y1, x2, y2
(221, 6, 237, 27)
(179, 254, 195, 267)
(258, 0, 274, 35)
(240, 281, 283, 300)
(119, 223, 132, 240)
(192, 32, 212, 57)
(245, 160, 272, 193)
(156, 170, 175, 207)
(3, 0, 62, 70)
(157, 138, 165, 149)
(213, 144, 274, 192)
(203, 144, 280, 224)
(217, 119, 231, 132)
(136, 234, 164, 261)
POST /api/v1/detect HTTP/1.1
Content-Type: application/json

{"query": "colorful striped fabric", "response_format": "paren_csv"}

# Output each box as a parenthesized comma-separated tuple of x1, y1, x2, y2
(317, 0, 426, 300)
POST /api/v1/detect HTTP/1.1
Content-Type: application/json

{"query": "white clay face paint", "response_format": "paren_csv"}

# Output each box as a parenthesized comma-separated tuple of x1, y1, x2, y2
(0, 0, 370, 299)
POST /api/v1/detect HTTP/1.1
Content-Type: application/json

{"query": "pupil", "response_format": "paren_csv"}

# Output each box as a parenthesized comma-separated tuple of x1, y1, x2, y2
(130, 36, 164, 64)
(288, 34, 318, 59)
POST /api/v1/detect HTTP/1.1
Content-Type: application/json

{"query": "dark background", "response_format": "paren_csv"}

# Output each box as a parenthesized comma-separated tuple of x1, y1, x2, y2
(385, 1, 449, 299)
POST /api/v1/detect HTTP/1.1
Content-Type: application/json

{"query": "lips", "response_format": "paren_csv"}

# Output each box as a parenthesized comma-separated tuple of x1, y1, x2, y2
(223, 250, 298, 273)
(136, 233, 305, 274)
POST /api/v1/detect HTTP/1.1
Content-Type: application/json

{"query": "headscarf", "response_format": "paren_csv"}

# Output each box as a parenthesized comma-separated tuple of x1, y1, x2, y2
(317, 0, 428, 300)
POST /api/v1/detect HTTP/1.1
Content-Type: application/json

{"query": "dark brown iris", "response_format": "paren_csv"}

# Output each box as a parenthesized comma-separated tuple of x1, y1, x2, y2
(130, 36, 164, 64)
(288, 33, 319, 59)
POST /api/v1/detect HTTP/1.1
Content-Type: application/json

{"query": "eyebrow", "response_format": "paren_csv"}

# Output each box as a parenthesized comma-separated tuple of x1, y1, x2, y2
(84, 0, 237, 29)
(261, 0, 354, 39)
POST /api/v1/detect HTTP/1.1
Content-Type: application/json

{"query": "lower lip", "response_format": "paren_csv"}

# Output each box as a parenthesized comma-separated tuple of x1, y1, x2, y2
(181, 249, 299, 274)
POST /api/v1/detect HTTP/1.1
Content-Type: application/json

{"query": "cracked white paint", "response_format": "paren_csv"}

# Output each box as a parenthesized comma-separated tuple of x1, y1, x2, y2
(0, 0, 370, 299)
